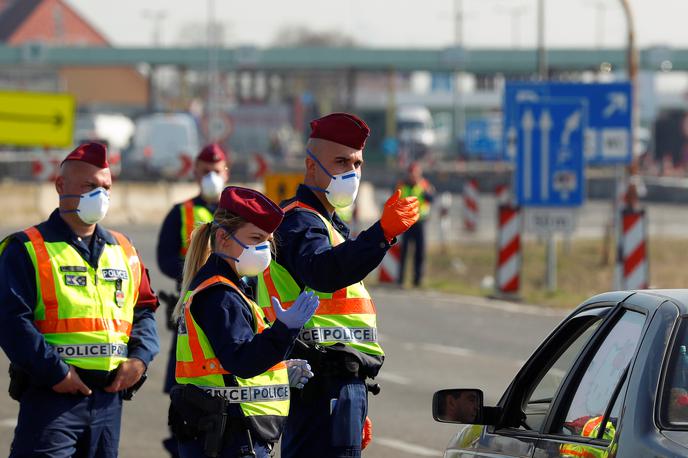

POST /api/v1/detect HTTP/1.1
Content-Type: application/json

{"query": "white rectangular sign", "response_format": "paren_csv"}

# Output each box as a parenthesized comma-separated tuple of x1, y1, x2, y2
(525, 208, 577, 234)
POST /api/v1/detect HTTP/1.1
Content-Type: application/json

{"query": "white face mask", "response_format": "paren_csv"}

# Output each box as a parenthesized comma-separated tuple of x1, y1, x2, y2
(200, 171, 225, 201)
(224, 234, 272, 277)
(307, 149, 360, 208)
(60, 187, 110, 225)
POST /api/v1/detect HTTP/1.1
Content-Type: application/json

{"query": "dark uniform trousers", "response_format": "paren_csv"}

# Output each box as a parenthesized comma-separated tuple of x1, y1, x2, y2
(10, 387, 123, 458)
(398, 220, 426, 287)
(282, 376, 367, 458)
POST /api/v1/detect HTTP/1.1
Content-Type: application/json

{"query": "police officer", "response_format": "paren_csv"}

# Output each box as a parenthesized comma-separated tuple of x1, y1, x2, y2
(157, 144, 229, 455)
(256, 112, 421, 457)
(170, 186, 319, 458)
(0, 142, 160, 458)
(397, 161, 434, 288)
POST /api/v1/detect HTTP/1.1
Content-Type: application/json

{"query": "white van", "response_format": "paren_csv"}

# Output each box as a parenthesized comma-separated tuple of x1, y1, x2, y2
(397, 106, 436, 158)
(125, 113, 201, 179)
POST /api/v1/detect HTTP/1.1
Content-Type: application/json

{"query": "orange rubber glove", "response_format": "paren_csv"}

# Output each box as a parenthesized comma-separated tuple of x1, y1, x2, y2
(380, 189, 420, 241)
(361, 416, 373, 450)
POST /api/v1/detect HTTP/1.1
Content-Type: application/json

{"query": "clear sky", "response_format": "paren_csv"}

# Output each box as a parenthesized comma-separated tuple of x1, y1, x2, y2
(67, 0, 688, 49)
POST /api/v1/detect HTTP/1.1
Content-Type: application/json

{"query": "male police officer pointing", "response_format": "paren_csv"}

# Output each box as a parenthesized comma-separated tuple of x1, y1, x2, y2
(0, 143, 160, 458)
(257, 113, 420, 457)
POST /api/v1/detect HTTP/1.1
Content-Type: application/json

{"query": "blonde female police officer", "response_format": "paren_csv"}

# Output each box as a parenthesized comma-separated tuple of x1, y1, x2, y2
(169, 186, 319, 457)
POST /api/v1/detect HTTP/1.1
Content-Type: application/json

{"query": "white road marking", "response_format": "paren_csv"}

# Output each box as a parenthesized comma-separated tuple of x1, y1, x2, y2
(0, 418, 17, 428)
(374, 288, 567, 317)
(420, 343, 475, 357)
(375, 372, 412, 385)
(375, 436, 443, 456)
(420, 342, 524, 368)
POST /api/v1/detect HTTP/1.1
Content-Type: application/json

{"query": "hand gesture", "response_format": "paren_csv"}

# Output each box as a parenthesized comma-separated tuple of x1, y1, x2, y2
(272, 291, 319, 330)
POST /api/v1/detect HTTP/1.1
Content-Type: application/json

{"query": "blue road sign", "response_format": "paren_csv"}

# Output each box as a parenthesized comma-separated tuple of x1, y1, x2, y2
(466, 117, 502, 159)
(515, 100, 586, 207)
(504, 82, 632, 165)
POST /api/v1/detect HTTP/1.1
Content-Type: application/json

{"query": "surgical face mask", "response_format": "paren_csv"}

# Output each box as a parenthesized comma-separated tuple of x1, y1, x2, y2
(306, 149, 360, 208)
(200, 171, 225, 201)
(218, 233, 272, 277)
(60, 187, 110, 225)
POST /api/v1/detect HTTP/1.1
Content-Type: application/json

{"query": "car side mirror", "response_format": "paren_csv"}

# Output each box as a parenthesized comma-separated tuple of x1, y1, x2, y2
(433, 389, 484, 424)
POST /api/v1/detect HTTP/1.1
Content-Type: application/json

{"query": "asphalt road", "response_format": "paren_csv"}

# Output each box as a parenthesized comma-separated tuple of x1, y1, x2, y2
(0, 225, 567, 457)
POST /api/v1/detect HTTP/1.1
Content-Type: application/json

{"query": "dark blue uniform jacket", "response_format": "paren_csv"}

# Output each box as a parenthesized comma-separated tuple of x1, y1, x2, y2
(0, 210, 160, 387)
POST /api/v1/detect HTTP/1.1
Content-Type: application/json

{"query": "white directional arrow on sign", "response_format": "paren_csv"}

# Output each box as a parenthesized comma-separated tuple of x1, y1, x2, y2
(603, 92, 628, 118)
(507, 126, 517, 158)
(540, 109, 552, 201)
(522, 109, 535, 200)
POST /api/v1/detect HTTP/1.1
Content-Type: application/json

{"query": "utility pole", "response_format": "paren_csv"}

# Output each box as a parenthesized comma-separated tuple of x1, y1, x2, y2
(207, 0, 221, 142)
(613, 0, 638, 290)
(585, 0, 609, 49)
(452, 0, 465, 158)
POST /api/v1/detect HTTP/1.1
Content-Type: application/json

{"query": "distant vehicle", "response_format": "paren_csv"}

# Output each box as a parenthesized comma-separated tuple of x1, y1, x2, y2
(397, 106, 436, 158)
(74, 113, 135, 153)
(124, 113, 200, 179)
(433, 290, 688, 457)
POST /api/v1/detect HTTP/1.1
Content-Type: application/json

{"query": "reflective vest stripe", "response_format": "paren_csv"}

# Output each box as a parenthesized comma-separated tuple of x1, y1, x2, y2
(199, 384, 290, 403)
(261, 268, 375, 316)
(582, 417, 602, 437)
(54, 343, 128, 358)
(35, 318, 132, 334)
(260, 270, 279, 322)
(110, 230, 141, 302)
(299, 327, 378, 343)
(180, 276, 231, 377)
(181, 200, 195, 256)
(24, 227, 59, 321)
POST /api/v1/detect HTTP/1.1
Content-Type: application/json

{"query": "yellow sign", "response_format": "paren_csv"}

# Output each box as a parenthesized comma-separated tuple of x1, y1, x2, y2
(0, 91, 76, 147)
(264, 172, 303, 204)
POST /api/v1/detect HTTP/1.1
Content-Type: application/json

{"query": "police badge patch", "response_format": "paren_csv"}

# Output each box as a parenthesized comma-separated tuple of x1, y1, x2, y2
(64, 275, 87, 286)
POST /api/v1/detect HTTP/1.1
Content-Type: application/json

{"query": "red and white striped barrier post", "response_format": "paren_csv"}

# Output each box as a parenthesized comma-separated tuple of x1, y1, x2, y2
(617, 208, 648, 290)
(463, 179, 479, 232)
(378, 243, 401, 284)
(494, 204, 522, 297)
(495, 184, 510, 205)
(31, 157, 60, 182)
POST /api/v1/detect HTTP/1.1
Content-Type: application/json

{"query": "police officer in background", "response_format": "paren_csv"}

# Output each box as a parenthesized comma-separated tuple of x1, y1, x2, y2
(157, 143, 230, 295)
(169, 186, 318, 457)
(256, 113, 421, 457)
(0, 143, 160, 458)
(157, 143, 229, 455)
(397, 161, 434, 288)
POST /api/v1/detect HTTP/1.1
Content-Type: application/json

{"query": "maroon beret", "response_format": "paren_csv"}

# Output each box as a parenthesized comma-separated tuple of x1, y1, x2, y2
(309, 112, 370, 150)
(219, 186, 284, 233)
(62, 142, 109, 168)
(197, 143, 227, 163)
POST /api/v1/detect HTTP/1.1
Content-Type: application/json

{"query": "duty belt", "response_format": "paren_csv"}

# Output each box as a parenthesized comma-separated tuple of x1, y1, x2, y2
(299, 327, 378, 344)
(198, 385, 290, 403)
(53, 343, 129, 358)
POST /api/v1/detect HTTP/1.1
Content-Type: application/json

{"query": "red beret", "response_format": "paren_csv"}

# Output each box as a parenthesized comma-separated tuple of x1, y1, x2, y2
(219, 186, 284, 233)
(309, 112, 370, 150)
(62, 142, 109, 168)
(197, 143, 227, 163)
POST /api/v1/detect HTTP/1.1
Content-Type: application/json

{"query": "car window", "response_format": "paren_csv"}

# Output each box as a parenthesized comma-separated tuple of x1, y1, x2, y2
(526, 322, 601, 407)
(661, 317, 688, 427)
(512, 310, 607, 432)
(556, 310, 645, 438)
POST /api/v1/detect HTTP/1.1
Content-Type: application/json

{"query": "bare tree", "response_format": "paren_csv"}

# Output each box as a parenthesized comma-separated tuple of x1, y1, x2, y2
(176, 21, 232, 46)
(272, 25, 357, 47)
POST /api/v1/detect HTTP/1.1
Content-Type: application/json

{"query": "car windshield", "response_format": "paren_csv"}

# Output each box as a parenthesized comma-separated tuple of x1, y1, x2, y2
(661, 317, 688, 427)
